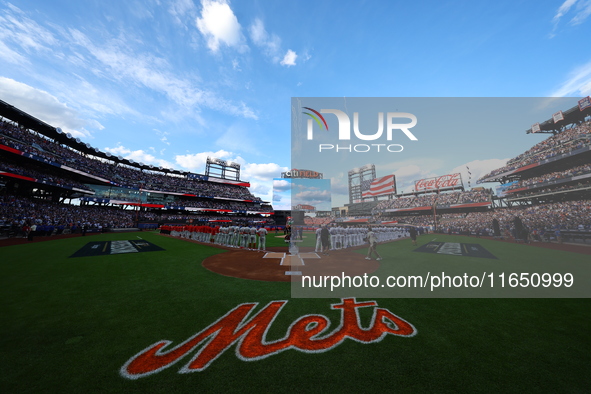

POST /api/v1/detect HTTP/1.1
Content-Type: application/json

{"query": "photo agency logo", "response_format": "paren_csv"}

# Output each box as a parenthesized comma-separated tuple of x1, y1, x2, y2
(302, 106, 418, 153)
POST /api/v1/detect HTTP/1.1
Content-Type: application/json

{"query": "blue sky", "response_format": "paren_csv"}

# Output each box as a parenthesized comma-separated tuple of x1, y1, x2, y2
(1, 0, 590, 207)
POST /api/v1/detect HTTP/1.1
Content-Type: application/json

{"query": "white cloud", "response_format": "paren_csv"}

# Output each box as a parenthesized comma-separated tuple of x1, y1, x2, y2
(551, 59, 591, 96)
(0, 4, 58, 54)
(247, 181, 271, 198)
(550, 0, 591, 37)
(0, 4, 60, 65)
(0, 37, 27, 65)
(154, 129, 171, 146)
(450, 158, 509, 187)
(249, 18, 298, 67)
(104, 144, 175, 168)
(196, 0, 246, 53)
(174, 149, 236, 171)
(293, 195, 330, 211)
(394, 164, 423, 178)
(570, 0, 591, 25)
(273, 179, 291, 191)
(173, 150, 286, 203)
(249, 18, 281, 61)
(390, 164, 438, 194)
(241, 162, 288, 182)
(48, 73, 138, 120)
(129, 1, 155, 19)
(553, 0, 578, 23)
(168, 0, 198, 28)
(0, 77, 95, 138)
(0, 3, 257, 122)
(280, 49, 297, 67)
(271, 179, 291, 208)
(66, 27, 257, 119)
(294, 189, 331, 202)
(249, 18, 267, 44)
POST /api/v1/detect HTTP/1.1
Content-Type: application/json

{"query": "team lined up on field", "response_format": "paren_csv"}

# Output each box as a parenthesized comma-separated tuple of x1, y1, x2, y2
(312, 225, 411, 252)
(161, 224, 413, 252)
(161, 224, 270, 250)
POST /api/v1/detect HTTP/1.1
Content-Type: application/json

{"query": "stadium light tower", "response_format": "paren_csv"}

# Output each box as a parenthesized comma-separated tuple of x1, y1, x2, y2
(205, 157, 241, 181)
(348, 164, 376, 204)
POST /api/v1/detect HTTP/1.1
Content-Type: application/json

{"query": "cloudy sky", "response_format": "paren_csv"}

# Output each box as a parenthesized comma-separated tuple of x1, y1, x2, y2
(1, 0, 590, 207)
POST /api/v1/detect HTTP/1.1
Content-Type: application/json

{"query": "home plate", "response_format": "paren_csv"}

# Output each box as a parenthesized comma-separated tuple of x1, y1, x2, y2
(285, 271, 302, 275)
(263, 252, 285, 259)
(281, 255, 304, 266)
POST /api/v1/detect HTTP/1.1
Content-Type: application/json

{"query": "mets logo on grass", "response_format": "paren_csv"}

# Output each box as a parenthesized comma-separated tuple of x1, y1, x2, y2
(302, 106, 418, 153)
(120, 298, 416, 378)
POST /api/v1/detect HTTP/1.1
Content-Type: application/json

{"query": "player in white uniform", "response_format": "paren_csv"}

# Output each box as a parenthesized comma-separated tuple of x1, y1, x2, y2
(257, 226, 268, 251)
(219, 225, 228, 246)
(329, 226, 338, 250)
(346, 227, 354, 248)
(315, 227, 322, 252)
(230, 226, 240, 248)
(249, 226, 257, 250)
(240, 225, 250, 248)
(355, 227, 363, 246)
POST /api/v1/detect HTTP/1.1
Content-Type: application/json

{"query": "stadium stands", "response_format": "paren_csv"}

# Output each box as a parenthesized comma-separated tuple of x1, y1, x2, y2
(0, 194, 135, 237)
(0, 104, 272, 236)
(1, 101, 589, 243)
(478, 121, 591, 182)
(366, 118, 591, 243)
(371, 188, 492, 214)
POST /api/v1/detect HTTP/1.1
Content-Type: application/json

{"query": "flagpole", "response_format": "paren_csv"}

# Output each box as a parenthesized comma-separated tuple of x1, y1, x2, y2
(433, 194, 438, 232)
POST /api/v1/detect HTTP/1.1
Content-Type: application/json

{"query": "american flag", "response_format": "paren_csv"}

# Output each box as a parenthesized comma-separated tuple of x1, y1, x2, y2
(361, 175, 396, 198)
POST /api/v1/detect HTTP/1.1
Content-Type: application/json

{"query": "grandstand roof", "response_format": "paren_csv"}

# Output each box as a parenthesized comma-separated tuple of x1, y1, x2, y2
(526, 103, 591, 134)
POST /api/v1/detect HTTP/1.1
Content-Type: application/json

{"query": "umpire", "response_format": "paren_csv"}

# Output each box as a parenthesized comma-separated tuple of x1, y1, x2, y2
(409, 226, 418, 246)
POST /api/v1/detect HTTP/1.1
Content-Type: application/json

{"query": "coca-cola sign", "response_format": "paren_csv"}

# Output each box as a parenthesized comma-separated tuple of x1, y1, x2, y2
(415, 173, 462, 192)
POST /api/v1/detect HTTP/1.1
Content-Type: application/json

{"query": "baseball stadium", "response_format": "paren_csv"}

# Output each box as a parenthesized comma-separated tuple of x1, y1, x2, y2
(2, 95, 591, 392)
(2, 1, 591, 392)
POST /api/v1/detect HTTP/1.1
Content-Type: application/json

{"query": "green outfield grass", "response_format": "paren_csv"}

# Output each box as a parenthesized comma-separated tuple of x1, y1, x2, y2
(1, 231, 590, 393)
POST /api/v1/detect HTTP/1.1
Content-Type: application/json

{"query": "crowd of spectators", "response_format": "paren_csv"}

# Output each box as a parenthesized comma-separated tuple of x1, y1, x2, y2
(370, 193, 591, 237)
(506, 179, 591, 200)
(431, 200, 591, 234)
(1, 119, 261, 202)
(372, 189, 492, 214)
(165, 199, 273, 212)
(0, 194, 276, 239)
(478, 121, 591, 181)
(304, 216, 333, 226)
(138, 211, 275, 226)
(372, 194, 435, 212)
(379, 200, 590, 236)
(0, 161, 94, 192)
(506, 163, 591, 191)
(0, 195, 136, 235)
